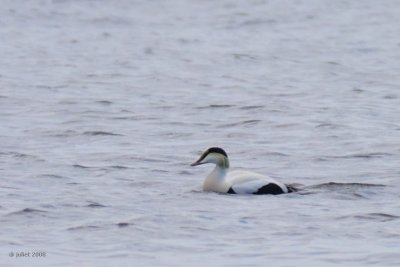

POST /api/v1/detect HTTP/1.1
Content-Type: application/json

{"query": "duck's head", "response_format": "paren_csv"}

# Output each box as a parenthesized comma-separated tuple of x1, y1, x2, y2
(191, 147, 229, 168)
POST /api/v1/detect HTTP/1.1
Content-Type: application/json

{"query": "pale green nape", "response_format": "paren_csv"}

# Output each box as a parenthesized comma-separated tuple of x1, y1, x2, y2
(214, 153, 230, 168)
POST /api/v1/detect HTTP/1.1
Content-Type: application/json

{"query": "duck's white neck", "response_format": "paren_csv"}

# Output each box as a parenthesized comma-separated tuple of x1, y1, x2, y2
(203, 164, 229, 192)
(210, 164, 228, 179)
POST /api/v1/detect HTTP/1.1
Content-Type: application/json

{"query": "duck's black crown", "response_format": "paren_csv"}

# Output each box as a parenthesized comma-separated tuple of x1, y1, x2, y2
(205, 147, 228, 157)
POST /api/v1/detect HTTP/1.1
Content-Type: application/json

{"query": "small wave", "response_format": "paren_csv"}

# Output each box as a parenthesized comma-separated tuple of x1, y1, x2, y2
(61, 120, 82, 125)
(261, 151, 290, 157)
(58, 100, 77, 105)
(112, 116, 138, 120)
(338, 213, 400, 222)
(109, 165, 129, 169)
(326, 61, 341, 65)
(196, 104, 235, 109)
(322, 153, 393, 160)
(306, 182, 386, 190)
(219, 119, 261, 128)
(350, 152, 392, 159)
(151, 169, 168, 173)
(239, 105, 264, 110)
(0, 151, 34, 158)
(83, 131, 123, 136)
(72, 163, 110, 170)
(47, 130, 79, 137)
(274, 123, 299, 128)
(239, 18, 276, 27)
(89, 17, 131, 26)
(7, 208, 47, 216)
(0, 185, 19, 190)
(161, 121, 186, 126)
(67, 225, 101, 231)
(161, 132, 193, 138)
(353, 88, 364, 93)
(39, 174, 69, 179)
(232, 53, 258, 61)
(95, 100, 112, 105)
(189, 190, 204, 194)
(315, 123, 343, 129)
(86, 201, 107, 208)
(116, 222, 133, 228)
(72, 164, 93, 169)
(383, 94, 397, 99)
(126, 156, 168, 163)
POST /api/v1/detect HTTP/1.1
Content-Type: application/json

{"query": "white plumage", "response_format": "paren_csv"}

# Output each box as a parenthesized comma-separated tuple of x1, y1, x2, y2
(191, 147, 291, 195)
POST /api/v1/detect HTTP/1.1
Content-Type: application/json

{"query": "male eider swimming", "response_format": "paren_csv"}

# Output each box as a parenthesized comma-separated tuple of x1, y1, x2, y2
(191, 147, 294, 195)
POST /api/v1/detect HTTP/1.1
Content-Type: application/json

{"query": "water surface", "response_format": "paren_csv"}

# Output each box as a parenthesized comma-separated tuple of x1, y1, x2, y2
(1, 0, 400, 266)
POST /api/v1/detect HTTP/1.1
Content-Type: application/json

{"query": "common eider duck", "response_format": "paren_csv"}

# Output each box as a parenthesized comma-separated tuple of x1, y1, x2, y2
(191, 147, 294, 195)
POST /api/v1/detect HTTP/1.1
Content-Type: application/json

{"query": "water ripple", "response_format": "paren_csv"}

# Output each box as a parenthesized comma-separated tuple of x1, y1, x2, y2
(239, 105, 264, 110)
(218, 119, 261, 128)
(116, 222, 133, 228)
(83, 131, 123, 136)
(67, 225, 101, 231)
(308, 182, 386, 190)
(7, 208, 48, 216)
(338, 213, 400, 222)
(86, 201, 107, 208)
(196, 104, 235, 109)
(318, 153, 393, 160)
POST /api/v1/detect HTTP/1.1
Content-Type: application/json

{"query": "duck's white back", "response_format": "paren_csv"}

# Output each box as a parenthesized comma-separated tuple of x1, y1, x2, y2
(227, 170, 288, 194)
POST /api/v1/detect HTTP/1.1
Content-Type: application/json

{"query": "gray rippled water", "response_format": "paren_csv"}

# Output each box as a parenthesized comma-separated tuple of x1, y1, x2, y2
(1, 0, 400, 266)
